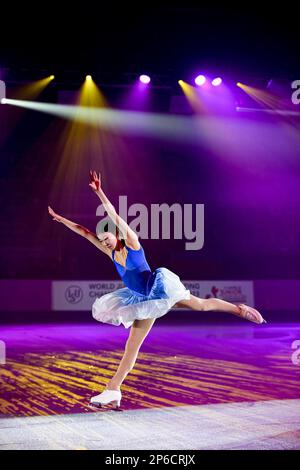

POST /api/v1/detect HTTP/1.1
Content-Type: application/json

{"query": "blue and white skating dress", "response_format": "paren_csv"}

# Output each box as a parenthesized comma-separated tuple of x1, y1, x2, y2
(92, 241, 191, 328)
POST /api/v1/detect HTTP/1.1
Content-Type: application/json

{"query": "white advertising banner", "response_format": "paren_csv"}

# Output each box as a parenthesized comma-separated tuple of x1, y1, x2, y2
(52, 280, 254, 311)
(184, 280, 254, 307)
(52, 280, 124, 311)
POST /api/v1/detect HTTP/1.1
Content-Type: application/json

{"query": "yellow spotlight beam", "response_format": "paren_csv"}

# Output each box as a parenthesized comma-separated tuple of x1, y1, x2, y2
(77, 75, 107, 108)
(47, 76, 109, 209)
(178, 80, 206, 113)
(11, 75, 55, 100)
(237, 82, 282, 110)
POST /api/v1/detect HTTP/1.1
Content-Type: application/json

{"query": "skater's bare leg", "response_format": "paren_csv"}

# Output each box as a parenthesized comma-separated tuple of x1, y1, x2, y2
(175, 295, 241, 315)
(175, 295, 265, 323)
(106, 318, 156, 390)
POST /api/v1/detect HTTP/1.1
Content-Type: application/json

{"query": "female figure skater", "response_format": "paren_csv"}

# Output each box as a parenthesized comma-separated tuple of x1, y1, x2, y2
(48, 170, 266, 409)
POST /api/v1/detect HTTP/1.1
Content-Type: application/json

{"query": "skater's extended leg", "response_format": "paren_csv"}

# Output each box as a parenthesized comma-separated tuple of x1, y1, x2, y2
(175, 295, 240, 314)
(175, 295, 265, 324)
(106, 318, 156, 390)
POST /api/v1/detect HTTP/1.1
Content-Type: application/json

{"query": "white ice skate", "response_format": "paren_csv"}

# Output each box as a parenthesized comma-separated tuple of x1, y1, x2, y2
(89, 389, 122, 409)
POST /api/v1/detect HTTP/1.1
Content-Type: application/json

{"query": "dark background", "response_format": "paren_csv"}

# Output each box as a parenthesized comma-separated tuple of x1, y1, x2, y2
(1, 4, 299, 80)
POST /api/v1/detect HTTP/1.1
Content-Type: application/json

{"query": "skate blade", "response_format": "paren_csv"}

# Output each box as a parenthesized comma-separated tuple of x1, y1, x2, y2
(88, 402, 122, 411)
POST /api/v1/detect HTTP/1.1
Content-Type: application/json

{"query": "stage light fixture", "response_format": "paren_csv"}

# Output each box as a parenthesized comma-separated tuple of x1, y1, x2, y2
(212, 77, 222, 86)
(139, 75, 151, 84)
(195, 75, 206, 86)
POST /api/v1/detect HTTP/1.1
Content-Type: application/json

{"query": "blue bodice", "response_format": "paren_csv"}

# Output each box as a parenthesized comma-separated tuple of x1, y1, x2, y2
(112, 243, 155, 296)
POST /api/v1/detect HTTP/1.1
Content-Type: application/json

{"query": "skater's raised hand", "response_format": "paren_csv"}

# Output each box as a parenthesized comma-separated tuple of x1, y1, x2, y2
(89, 170, 101, 192)
(89, 169, 140, 249)
(48, 205, 62, 222)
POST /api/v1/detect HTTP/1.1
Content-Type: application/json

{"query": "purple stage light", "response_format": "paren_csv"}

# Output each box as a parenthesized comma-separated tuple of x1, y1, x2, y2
(195, 75, 206, 86)
(212, 77, 222, 87)
(139, 74, 151, 84)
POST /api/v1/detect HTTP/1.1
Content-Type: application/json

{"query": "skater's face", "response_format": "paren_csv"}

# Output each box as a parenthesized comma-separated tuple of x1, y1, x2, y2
(98, 231, 118, 250)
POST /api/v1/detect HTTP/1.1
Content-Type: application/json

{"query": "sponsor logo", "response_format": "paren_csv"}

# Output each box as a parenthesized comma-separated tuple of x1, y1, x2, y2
(65, 285, 83, 304)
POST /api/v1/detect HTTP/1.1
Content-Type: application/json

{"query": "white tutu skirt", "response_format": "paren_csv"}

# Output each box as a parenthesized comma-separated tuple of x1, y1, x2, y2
(92, 267, 191, 329)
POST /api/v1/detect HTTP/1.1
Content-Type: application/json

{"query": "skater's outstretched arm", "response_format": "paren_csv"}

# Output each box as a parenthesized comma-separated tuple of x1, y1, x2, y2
(89, 170, 139, 249)
(48, 206, 111, 256)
